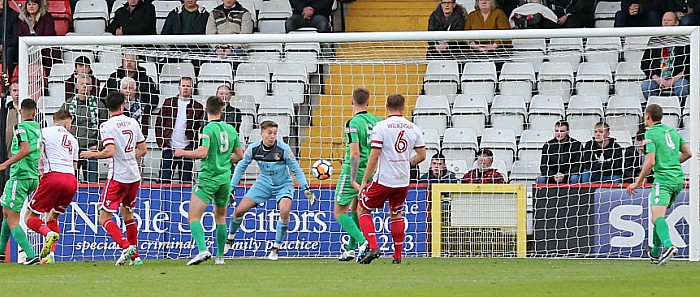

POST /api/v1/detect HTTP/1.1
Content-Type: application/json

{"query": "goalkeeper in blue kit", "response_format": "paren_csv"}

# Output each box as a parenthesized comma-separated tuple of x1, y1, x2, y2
(224, 120, 316, 260)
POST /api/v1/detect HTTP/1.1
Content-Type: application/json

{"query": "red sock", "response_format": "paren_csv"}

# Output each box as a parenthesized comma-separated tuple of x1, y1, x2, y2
(390, 218, 405, 260)
(359, 213, 378, 250)
(125, 219, 139, 260)
(27, 217, 52, 236)
(46, 220, 60, 252)
(102, 220, 130, 249)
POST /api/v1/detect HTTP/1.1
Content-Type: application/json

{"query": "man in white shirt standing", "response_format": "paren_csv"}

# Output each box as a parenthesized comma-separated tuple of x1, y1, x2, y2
(356, 94, 426, 265)
(81, 92, 147, 266)
(25, 109, 79, 264)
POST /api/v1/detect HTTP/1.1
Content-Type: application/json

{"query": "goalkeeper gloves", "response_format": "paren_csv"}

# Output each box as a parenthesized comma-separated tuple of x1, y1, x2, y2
(303, 187, 316, 206)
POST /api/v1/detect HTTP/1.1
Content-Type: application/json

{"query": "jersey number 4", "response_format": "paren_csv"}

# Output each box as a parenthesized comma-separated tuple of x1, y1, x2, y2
(61, 135, 73, 155)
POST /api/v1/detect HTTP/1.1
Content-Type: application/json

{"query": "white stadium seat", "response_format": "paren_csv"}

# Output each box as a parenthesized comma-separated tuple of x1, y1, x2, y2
(584, 37, 622, 72)
(73, 0, 109, 34)
(257, 96, 295, 137)
(418, 129, 441, 174)
(423, 60, 460, 99)
(615, 62, 646, 102)
(499, 62, 536, 103)
(575, 62, 612, 104)
(197, 63, 233, 97)
(511, 38, 546, 72)
(234, 63, 270, 104)
(547, 38, 583, 73)
(272, 63, 308, 104)
(610, 130, 632, 148)
(413, 95, 450, 137)
(284, 42, 321, 73)
(258, 1, 292, 33)
(538, 62, 574, 103)
(230, 95, 257, 140)
(247, 43, 284, 73)
(647, 96, 681, 129)
(569, 129, 592, 143)
(605, 95, 643, 136)
(451, 94, 488, 136)
(480, 128, 517, 171)
(490, 95, 527, 135)
(528, 95, 564, 132)
(461, 62, 497, 104)
(442, 128, 478, 167)
(566, 95, 603, 131)
(518, 130, 553, 162)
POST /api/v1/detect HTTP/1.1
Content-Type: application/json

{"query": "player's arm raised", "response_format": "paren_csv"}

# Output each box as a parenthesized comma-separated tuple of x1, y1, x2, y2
(0, 141, 30, 171)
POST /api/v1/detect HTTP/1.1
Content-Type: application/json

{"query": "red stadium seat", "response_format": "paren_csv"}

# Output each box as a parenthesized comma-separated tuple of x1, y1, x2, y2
(48, 0, 72, 36)
(9, 1, 21, 13)
(11, 65, 48, 101)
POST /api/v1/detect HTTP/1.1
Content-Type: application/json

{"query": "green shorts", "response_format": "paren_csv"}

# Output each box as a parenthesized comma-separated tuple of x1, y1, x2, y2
(193, 181, 230, 208)
(334, 173, 359, 206)
(649, 181, 684, 207)
(0, 178, 39, 212)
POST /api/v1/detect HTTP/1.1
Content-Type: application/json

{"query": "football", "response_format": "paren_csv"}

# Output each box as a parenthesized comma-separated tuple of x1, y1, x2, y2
(312, 159, 333, 180)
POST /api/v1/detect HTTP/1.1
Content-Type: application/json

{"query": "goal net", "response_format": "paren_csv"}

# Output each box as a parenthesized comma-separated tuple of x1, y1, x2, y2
(12, 27, 699, 262)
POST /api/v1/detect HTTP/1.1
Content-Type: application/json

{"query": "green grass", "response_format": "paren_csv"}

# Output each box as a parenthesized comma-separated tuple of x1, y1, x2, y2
(1, 258, 699, 296)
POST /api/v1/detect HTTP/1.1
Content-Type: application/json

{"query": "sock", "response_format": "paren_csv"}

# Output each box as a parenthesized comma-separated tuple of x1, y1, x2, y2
(358, 213, 378, 250)
(125, 219, 139, 260)
(0, 220, 11, 255)
(390, 217, 405, 260)
(216, 224, 227, 257)
(27, 217, 51, 236)
(228, 216, 243, 236)
(651, 229, 662, 258)
(338, 213, 365, 250)
(654, 217, 673, 248)
(46, 220, 60, 253)
(11, 226, 36, 259)
(275, 220, 289, 245)
(190, 221, 207, 252)
(350, 212, 361, 249)
(101, 220, 130, 249)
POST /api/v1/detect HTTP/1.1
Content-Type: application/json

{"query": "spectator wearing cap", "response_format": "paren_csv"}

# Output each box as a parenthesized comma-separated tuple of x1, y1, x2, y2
(461, 148, 506, 184)
(65, 56, 100, 101)
(419, 153, 459, 184)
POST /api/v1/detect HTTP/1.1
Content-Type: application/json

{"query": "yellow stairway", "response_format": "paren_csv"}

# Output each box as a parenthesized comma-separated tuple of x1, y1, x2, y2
(344, 0, 436, 32)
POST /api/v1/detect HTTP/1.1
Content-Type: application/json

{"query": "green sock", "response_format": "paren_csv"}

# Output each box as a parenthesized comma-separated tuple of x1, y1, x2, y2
(346, 212, 361, 250)
(190, 221, 207, 253)
(215, 224, 227, 257)
(11, 226, 36, 259)
(0, 220, 10, 254)
(338, 214, 366, 249)
(654, 217, 673, 248)
(651, 229, 662, 258)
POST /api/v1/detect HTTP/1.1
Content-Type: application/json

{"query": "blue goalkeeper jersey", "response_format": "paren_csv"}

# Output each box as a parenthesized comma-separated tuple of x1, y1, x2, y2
(231, 139, 309, 189)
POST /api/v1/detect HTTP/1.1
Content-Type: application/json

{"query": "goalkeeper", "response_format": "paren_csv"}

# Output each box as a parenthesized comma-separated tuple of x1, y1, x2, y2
(224, 120, 316, 260)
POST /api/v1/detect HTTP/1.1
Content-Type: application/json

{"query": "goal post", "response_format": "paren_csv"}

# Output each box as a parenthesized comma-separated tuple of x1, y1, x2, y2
(13, 26, 700, 262)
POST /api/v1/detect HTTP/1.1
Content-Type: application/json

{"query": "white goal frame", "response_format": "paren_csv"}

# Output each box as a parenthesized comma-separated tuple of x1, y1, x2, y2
(17, 27, 700, 261)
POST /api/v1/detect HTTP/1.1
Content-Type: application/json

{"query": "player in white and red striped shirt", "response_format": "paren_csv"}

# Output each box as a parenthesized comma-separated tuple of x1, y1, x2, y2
(356, 94, 426, 265)
(81, 92, 147, 266)
(25, 109, 79, 264)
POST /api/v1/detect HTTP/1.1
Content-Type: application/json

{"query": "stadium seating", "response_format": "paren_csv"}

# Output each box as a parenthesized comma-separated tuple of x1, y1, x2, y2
(257, 0, 292, 33)
(140, 62, 159, 86)
(423, 60, 460, 98)
(605, 95, 643, 136)
(610, 130, 632, 147)
(91, 62, 118, 93)
(419, 129, 441, 174)
(566, 95, 603, 132)
(490, 95, 527, 135)
(234, 63, 270, 104)
(257, 95, 295, 137)
(623, 36, 650, 64)
(451, 94, 488, 136)
(154, 1, 181, 34)
(158, 62, 197, 105)
(682, 106, 690, 128)
(547, 38, 583, 73)
(461, 62, 497, 104)
(584, 37, 622, 72)
(471, 159, 509, 181)
(110, 0, 126, 21)
(509, 160, 540, 191)
(272, 63, 309, 104)
(48, 63, 73, 98)
(528, 95, 564, 132)
(614, 62, 646, 102)
(575, 62, 612, 104)
(413, 95, 451, 137)
(518, 130, 553, 162)
(197, 63, 234, 97)
(284, 42, 321, 73)
(198, 0, 219, 12)
(499, 62, 536, 103)
(48, 0, 72, 36)
(569, 129, 592, 142)
(230, 95, 257, 140)
(647, 96, 681, 129)
(73, 0, 109, 34)
(63, 50, 95, 65)
(96, 45, 122, 65)
(247, 43, 284, 73)
(445, 159, 469, 179)
(441, 128, 478, 168)
(480, 128, 517, 171)
(510, 38, 546, 72)
(594, 1, 620, 28)
(537, 62, 574, 103)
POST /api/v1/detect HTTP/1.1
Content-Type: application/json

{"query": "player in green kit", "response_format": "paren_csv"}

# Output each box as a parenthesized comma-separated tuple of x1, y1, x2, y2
(0, 99, 42, 265)
(176, 96, 245, 266)
(626, 104, 692, 266)
(334, 88, 381, 262)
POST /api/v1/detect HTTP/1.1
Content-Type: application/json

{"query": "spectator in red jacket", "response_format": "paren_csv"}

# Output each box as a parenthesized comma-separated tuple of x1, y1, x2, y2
(461, 148, 506, 184)
(18, 0, 59, 71)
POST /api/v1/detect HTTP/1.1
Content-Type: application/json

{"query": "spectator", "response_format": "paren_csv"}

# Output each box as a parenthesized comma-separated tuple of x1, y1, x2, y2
(119, 76, 149, 136)
(580, 122, 625, 183)
(206, 0, 253, 64)
(4, 82, 46, 160)
(537, 120, 582, 184)
(641, 12, 690, 106)
(107, 0, 157, 35)
(427, 0, 466, 59)
(667, 0, 700, 26)
(155, 77, 205, 183)
(18, 0, 59, 71)
(623, 126, 653, 184)
(162, 0, 209, 36)
(64, 56, 100, 101)
(214, 84, 242, 132)
(464, 0, 511, 55)
(614, 0, 663, 27)
(461, 148, 506, 184)
(419, 153, 459, 184)
(103, 53, 158, 127)
(0, 0, 19, 75)
(546, 0, 595, 28)
(509, 0, 559, 29)
(61, 75, 108, 183)
(285, 0, 334, 33)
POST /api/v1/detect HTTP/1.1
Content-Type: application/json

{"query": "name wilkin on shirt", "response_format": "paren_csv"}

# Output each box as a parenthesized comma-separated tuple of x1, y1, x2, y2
(387, 123, 413, 129)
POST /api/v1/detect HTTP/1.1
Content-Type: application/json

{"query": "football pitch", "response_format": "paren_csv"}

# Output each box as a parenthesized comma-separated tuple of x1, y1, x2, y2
(1, 258, 699, 296)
